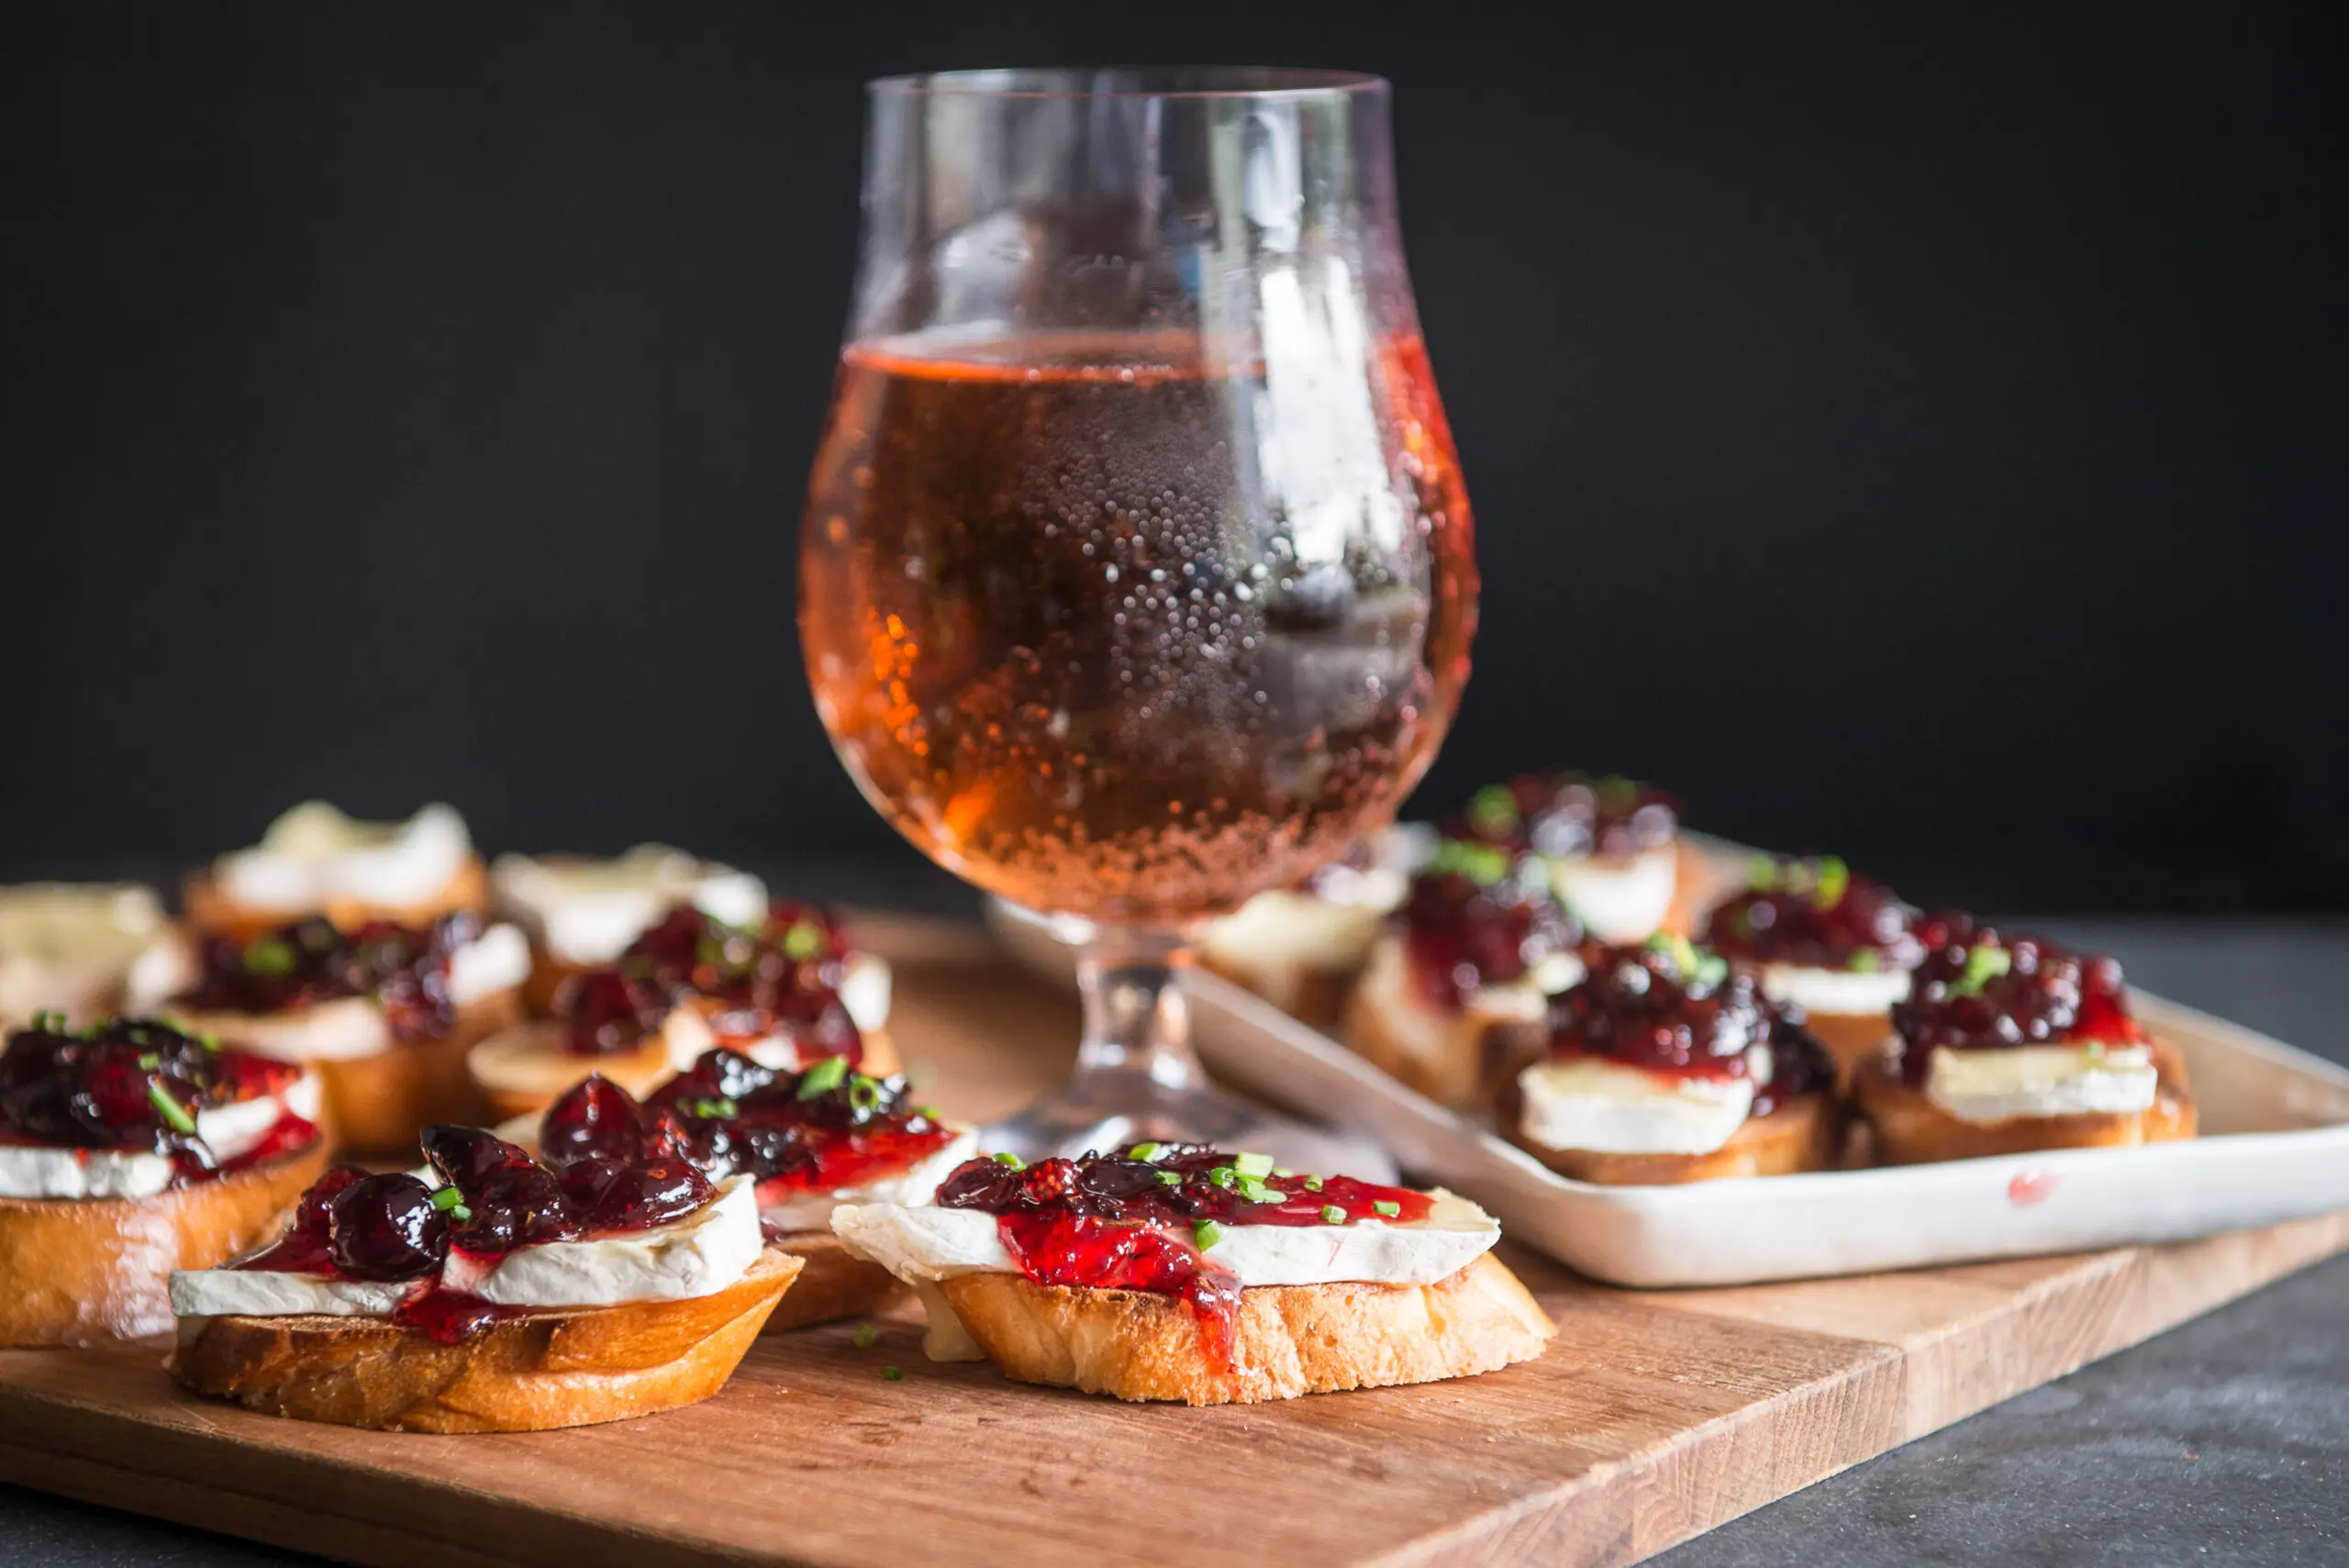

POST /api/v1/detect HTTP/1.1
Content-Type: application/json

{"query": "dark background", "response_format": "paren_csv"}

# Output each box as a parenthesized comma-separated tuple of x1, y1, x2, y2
(4, 3, 2341, 910)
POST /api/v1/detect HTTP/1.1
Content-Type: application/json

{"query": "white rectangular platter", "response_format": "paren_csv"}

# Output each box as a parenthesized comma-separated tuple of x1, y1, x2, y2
(988, 875, 2349, 1287)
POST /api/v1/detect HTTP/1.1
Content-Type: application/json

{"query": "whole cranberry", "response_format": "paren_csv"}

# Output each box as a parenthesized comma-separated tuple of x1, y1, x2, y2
(559, 1155, 714, 1231)
(451, 1164, 573, 1254)
(419, 1125, 535, 1190)
(541, 1075, 660, 1165)
(327, 1173, 448, 1281)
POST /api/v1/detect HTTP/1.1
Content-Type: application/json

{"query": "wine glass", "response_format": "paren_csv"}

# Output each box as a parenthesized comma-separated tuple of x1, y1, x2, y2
(799, 68, 1477, 1162)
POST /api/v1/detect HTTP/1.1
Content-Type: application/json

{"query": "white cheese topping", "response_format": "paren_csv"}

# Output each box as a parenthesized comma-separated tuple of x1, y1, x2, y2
(759, 1127, 979, 1231)
(1756, 962, 1912, 1018)
(0, 883, 168, 1025)
(0, 1071, 322, 1201)
(1516, 1055, 1757, 1156)
(1353, 934, 1584, 1057)
(215, 801, 473, 913)
(168, 1174, 761, 1320)
(1201, 827, 1423, 979)
(164, 925, 525, 1065)
(489, 848, 769, 966)
(1923, 1042, 2159, 1125)
(835, 951, 893, 1035)
(1547, 844, 1677, 943)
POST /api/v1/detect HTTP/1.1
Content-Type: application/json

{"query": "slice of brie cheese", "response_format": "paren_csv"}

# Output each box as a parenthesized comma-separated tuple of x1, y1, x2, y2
(490, 847, 769, 966)
(215, 801, 473, 914)
(1547, 844, 1677, 944)
(1517, 1055, 1756, 1156)
(1756, 962, 1911, 1018)
(832, 1188, 1500, 1362)
(0, 1070, 322, 1200)
(758, 1128, 979, 1231)
(1924, 1042, 2158, 1125)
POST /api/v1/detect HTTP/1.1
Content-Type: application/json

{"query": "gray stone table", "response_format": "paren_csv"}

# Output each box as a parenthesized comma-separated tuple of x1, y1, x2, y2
(3, 895, 2343, 1566)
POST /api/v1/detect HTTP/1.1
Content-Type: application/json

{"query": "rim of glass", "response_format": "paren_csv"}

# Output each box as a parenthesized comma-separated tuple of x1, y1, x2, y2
(867, 67, 1386, 101)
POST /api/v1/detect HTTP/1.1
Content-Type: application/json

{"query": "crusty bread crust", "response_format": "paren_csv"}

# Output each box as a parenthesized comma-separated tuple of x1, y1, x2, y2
(764, 1229, 912, 1330)
(1198, 953, 1359, 1029)
(1854, 1040, 2197, 1163)
(937, 1252, 1553, 1406)
(1501, 1084, 1842, 1184)
(182, 858, 490, 943)
(168, 1247, 802, 1431)
(1340, 981, 1494, 1109)
(175, 991, 523, 1154)
(468, 1022, 901, 1125)
(1803, 1012, 1896, 1084)
(0, 1140, 330, 1347)
(1661, 837, 1718, 938)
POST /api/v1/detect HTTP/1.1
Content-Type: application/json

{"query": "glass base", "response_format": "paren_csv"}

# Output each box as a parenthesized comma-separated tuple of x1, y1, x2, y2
(985, 1074, 1397, 1183)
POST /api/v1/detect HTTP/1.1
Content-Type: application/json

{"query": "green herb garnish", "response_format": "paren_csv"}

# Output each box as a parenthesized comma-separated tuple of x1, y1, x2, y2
(991, 1151, 1026, 1169)
(1319, 1205, 1345, 1225)
(781, 921, 827, 962)
(1427, 839, 1513, 887)
(796, 1056, 849, 1098)
(1127, 1141, 1164, 1162)
(1747, 857, 1779, 892)
(1157, 1169, 1182, 1186)
(1373, 1200, 1401, 1218)
(685, 1097, 740, 1120)
(1231, 1151, 1275, 1178)
(146, 1080, 196, 1135)
(1193, 1219, 1225, 1250)
(847, 1074, 885, 1113)
(852, 1324, 880, 1350)
(1208, 1165, 1236, 1189)
(880, 1365, 904, 1382)
(1465, 784, 1520, 838)
(1947, 944, 2013, 999)
(1848, 949, 1882, 973)
(1302, 1175, 1324, 1192)
(136, 1051, 161, 1071)
(241, 936, 297, 978)
(1812, 856, 1850, 911)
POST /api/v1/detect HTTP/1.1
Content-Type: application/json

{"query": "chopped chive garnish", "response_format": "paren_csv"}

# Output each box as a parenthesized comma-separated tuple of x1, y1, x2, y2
(196, 1030, 221, 1052)
(1373, 1200, 1401, 1218)
(1208, 1165, 1236, 1188)
(1192, 1219, 1225, 1250)
(1231, 1151, 1275, 1178)
(847, 1075, 885, 1112)
(136, 1051, 161, 1071)
(916, 1106, 941, 1120)
(1948, 944, 2013, 999)
(782, 921, 826, 961)
(1272, 1167, 1295, 1178)
(1747, 857, 1779, 892)
(852, 1324, 880, 1350)
(1848, 949, 1881, 973)
(146, 1080, 196, 1135)
(991, 1151, 1026, 1169)
(431, 1185, 464, 1210)
(1127, 1141, 1164, 1162)
(1302, 1175, 1324, 1192)
(1812, 856, 1850, 910)
(880, 1365, 904, 1382)
(1466, 783, 1520, 837)
(1156, 1170, 1182, 1186)
(241, 936, 296, 977)
(685, 1096, 740, 1120)
(796, 1056, 849, 1098)
(1319, 1205, 1345, 1225)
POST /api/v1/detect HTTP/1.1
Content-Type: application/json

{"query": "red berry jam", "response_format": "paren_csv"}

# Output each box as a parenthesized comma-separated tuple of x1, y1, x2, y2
(1546, 940, 1834, 1112)
(0, 1015, 317, 1185)
(1888, 920, 2142, 1084)
(558, 906, 864, 1063)
(1451, 773, 1680, 862)
(178, 914, 476, 1040)
(1703, 857, 1923, 975)
(935, 1146, 1435, 1371)
(233, 1122, 727, 1343)
(538, 1050, 959, 1209)
(1397, 846, 1581, 1012)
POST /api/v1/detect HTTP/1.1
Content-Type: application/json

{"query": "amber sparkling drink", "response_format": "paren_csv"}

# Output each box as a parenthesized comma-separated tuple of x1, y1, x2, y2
(803, 329, 1475, 927)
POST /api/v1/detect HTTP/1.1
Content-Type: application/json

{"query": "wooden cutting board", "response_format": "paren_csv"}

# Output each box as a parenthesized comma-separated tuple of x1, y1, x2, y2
(3, 914, 2344, 1568)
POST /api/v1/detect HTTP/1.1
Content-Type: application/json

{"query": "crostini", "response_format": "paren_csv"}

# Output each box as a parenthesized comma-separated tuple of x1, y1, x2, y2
(464, 906, 894, 1121)
(183, 800, 487, 940)
(0, 881, 174, 1028)
(489, 844, 769, 1015)
(136, 913, 529, 1152)
(517, 1052, 975, 1329)
(1702, 856, 1923, 1078)
(1498, 936, 1842, 1184)
(1198, 825, 1427, 1026)
(0, 1015, 328, 1345)
(1854, 921, 2196, 1162)
(168, 1124, 800, 1431)
(1340, 841, 1585, 1107)
(1452, 773, 1701, 941)
(833, 1144, 1553, 1405)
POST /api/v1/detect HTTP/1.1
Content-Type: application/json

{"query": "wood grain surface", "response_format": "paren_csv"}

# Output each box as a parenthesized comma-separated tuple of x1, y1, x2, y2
(2, 915, 2343, 1568)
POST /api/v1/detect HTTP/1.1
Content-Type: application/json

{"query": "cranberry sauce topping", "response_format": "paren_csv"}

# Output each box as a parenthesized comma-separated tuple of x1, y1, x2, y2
(557, 905, 863, 1062)
(0, 1014, 314, 1183)
(1703, 857, 1923, 973)
(1450, 773, 1680, 862)
(233, 1123, 721, 1342)
(1548, 938, 1834, 1111)
(1397, 842, 1582, 1012)
(938, 1145, 1435, 1373)
(1888, 919, 2143, 1084)
(541, 1051, 958, 1204)
(178, 913, 475, 1040)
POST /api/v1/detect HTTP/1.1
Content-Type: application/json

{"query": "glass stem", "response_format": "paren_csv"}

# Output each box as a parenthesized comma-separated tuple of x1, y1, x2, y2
(1073, 932, 1204, 1093)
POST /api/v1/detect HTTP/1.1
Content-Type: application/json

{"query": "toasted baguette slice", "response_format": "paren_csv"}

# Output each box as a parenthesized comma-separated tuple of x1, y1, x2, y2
(938, 1252, 1553, 1406)
(765, 1229, 913, 1330)
(1198, 954, 1358, 1029)
(1661, 838, 1719, 938)
(1501, 1086, 1842, 1184)
(1802, 1012, 1897, 1084)
(182, 858, 491, 944)
(170, 1247, 801, 1431)
(0, 1141, 330, 1347)
(1854, 1041, 2197, 1164)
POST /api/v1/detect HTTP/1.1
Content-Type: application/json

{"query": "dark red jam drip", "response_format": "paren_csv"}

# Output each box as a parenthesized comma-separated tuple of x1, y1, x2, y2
(178, 914, 474, 1040)
(233, 1123, 719, 1341)
(937, 1147, 1436, 1373)
(558, 906, 863, 1063)
(1888, 919, 2142, 1084)
(1448, 772, 1679, 862)
(1397, 855, 1581, 1013)
(0, 1015, 314, 1186)
(1548, 941, 1834, 1112)
(1704, 858, 1923, 974)
(540, 1051, 957, 1206)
